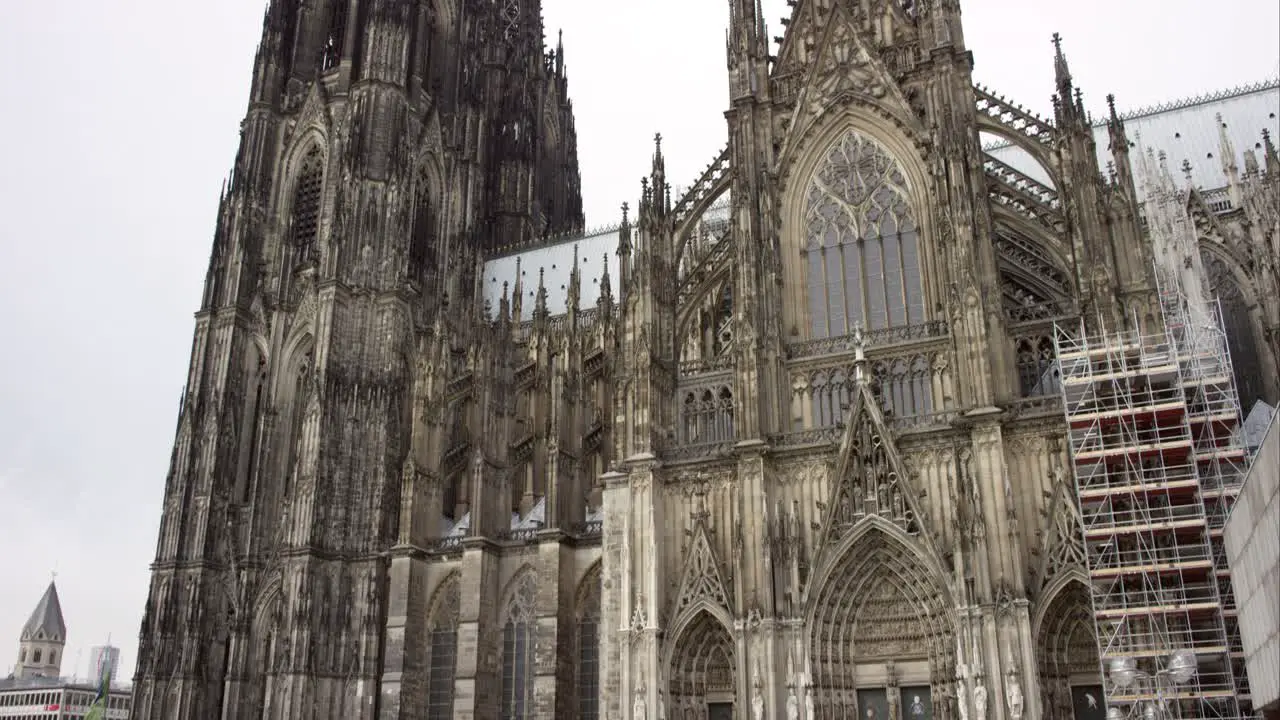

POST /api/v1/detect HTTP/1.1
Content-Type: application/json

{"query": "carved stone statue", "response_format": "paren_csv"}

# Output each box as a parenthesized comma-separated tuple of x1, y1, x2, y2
(974, 682, 988, 720)
(787, 687, 800, 720)
(633, 682, 647, 720)
(956, 681, 970, 720)
(752, 660, 765, 720)
(1006, 672, 1024, 720)
(804, 686, 815, 720)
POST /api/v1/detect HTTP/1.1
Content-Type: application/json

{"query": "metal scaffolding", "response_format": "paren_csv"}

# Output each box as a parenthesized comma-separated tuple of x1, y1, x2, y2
(1053, 269, 1252, 719)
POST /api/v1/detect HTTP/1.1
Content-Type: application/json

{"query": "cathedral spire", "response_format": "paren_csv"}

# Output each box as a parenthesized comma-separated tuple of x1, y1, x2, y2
(726, 0, 768, 99)
(1051, 33, 1085, 128)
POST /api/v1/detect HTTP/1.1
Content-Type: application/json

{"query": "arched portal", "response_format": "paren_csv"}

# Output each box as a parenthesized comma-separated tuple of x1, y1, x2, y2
(1036, 580, 1101, 720)
(668, 611, 737, 720)
(808, 526, 954, 719)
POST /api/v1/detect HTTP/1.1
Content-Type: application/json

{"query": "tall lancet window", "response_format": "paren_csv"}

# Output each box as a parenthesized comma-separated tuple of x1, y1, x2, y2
(500, 571, 537, 720)
(290, 147, 324, 265)
(576, 567, 602, 720)
(321, 0, 350, 72)
(236, 352, 269, 503)
(427, 575, 460, 720)
(1203, 252, 1266, 409)
(409, 176, 436, 290)
(804, 131, 925, 338)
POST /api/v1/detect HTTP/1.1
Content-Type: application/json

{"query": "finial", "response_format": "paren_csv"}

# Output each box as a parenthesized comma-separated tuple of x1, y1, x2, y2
(655, 132, 663, 151)
(1181, 159, 1194, 185)
(1051, 32, 1062, 51)
(621, 201, 630, 224)
(1106, 93, 1117, 118)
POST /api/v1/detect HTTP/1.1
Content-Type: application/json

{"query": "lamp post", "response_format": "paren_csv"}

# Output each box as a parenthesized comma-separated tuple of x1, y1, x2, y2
(1105, 650, 1198, 720)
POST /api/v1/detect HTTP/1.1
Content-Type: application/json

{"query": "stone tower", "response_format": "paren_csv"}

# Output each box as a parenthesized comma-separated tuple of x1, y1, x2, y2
(129, 0, 583, 717)
(15, 581, 66, 680)
(132, 0, 1280, 718)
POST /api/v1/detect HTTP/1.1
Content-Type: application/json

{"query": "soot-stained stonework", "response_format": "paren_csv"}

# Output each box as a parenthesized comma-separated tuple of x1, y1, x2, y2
(131, 1, 1280, 718)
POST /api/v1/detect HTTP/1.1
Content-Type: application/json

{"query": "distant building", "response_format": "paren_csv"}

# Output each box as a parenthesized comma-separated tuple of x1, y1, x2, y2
(0, 675, 130, 720)
(13, 582, 65, 680)
(86, 647, 119, 684)
(3, 582, 130, 718)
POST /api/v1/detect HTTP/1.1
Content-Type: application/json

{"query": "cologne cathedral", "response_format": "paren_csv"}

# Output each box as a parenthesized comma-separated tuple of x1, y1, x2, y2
(130, 0, 1280, 718)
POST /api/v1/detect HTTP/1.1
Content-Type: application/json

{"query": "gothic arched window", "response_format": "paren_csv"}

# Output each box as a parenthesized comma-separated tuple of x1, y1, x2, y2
(1015, 336, 1061, 398)
(804, 131, 925, 337)
(427, 575, 460, 720)
(283, 348, 314, 497)
(237, 352, 269, 503)
(321, 0, 350, 72)
(1202, 252, 1265, 408)
(500, 571, 537, 720)
(290, 147, 324, 264)
(576, 567, 602, 720)
(409, 174, 436, 289)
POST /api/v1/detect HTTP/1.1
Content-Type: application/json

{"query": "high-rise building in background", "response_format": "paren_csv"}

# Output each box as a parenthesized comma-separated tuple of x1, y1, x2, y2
(88, 646, 120, 683)
(129, 0, 1280, 718)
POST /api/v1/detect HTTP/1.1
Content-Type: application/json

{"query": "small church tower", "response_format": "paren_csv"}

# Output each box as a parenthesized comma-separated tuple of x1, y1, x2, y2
(14, 581, 66, 679)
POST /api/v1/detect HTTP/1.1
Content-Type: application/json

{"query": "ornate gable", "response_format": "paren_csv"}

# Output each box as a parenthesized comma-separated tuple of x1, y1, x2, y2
(674, 513, 732, 615)
(287, 81, 332, 147)
(815, 357, 927, 548)
(1034, 468, 1087, 596)
(779, 1, 921, 162)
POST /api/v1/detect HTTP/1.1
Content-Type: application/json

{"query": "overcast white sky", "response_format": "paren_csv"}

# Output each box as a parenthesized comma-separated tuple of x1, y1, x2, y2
(0, 0, 1275, 683)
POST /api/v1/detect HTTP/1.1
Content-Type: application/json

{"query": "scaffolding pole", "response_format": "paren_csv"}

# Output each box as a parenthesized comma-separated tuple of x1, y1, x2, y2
(1053, 267, 1252, 719)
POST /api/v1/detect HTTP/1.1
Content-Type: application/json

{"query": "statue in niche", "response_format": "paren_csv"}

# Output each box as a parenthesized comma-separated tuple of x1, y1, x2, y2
(787, 686, 800, 720)
(752, 660, 765, 720)
(1005, 671, 1024, 720)
(974, 682, 988, 720)
(633, 678, 646, 720)
(908, 693, 927, 719)
(956, 681, 970, 720)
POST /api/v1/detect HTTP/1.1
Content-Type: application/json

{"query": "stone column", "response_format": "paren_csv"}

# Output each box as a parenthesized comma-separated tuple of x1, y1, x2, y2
(452, 539, 501, 719)
(533, 537, 571, 718)
(377, 551, 430, 719)
(600, 469, 630, 719)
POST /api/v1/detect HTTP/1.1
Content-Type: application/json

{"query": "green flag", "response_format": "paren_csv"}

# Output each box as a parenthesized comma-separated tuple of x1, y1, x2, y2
(84, 656, 112, 720)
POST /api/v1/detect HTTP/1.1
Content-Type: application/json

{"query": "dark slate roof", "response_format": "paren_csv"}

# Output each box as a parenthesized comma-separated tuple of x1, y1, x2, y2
(20, 582, 66, 643)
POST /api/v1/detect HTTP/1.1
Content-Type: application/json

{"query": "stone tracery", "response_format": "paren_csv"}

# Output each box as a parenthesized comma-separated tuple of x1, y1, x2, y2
(426, 574, 460, 720)
(804, 130, 926, 337)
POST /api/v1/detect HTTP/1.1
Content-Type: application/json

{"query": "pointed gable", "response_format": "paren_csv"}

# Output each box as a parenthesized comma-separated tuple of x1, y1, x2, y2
(674, 519, 732, 614)
(1034, 469, 1087, 594)
(776, 1, 923, 165)
(816, 362, 927, 547)
(21, 582, 67, 643)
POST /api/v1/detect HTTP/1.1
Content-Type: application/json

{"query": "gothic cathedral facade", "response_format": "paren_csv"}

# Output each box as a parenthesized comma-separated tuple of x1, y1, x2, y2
(131, 0, 1280, 719)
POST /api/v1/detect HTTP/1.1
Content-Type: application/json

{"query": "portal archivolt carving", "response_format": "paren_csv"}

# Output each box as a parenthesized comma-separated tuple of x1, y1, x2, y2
(1036, 581, 1100, 720)
(668, 611, 737, 718)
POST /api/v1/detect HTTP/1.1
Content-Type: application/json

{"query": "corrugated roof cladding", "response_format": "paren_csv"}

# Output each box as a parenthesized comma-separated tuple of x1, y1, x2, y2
(986, 79, 1279, 200)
